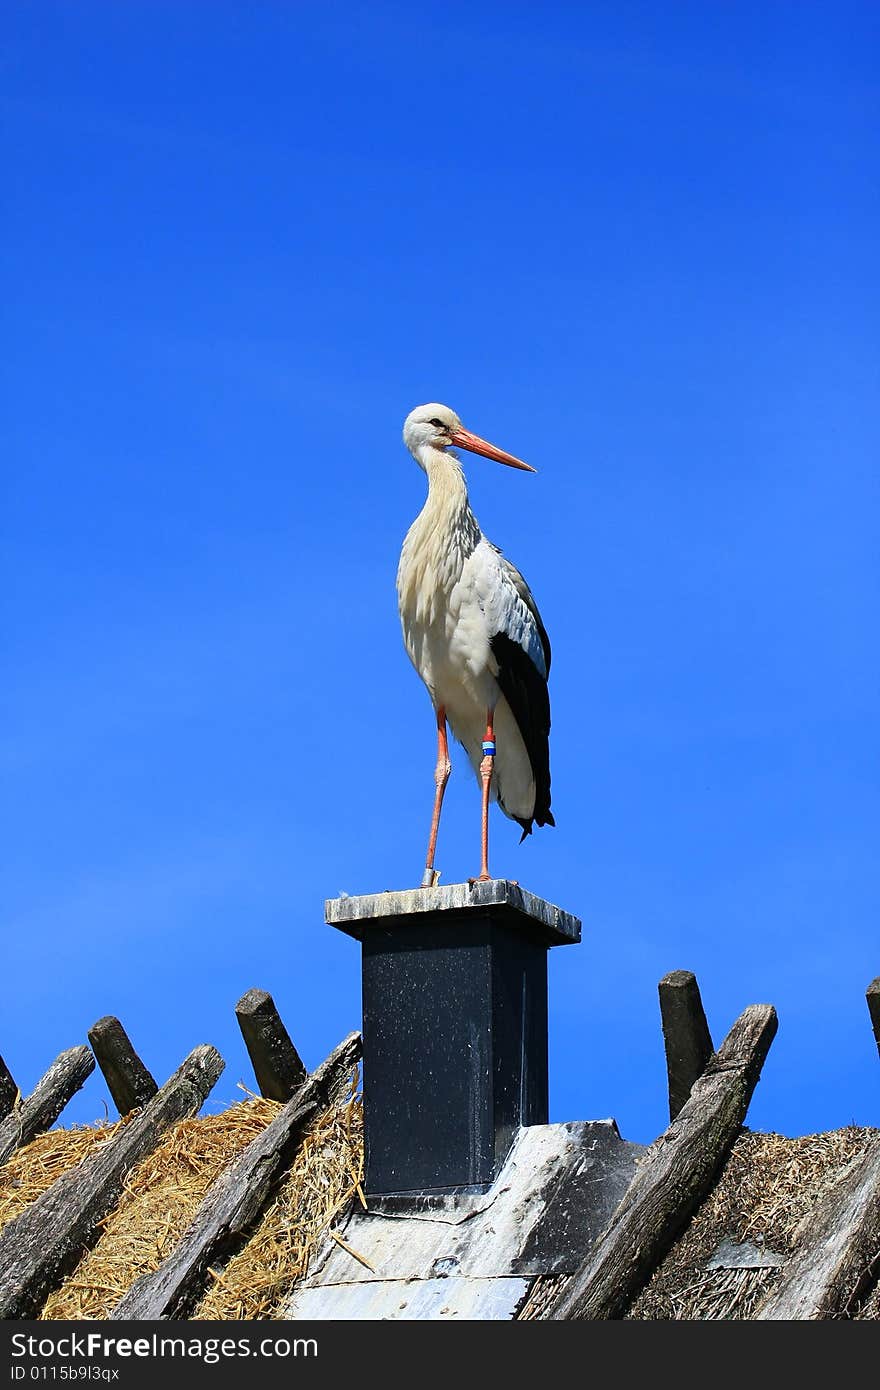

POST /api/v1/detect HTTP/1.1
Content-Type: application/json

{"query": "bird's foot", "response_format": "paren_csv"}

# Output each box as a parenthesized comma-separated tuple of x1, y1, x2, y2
(421, 868, 441, 888)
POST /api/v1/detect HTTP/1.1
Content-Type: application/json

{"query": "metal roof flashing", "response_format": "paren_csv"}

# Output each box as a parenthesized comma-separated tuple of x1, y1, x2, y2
(285, 1119, 643, 1321)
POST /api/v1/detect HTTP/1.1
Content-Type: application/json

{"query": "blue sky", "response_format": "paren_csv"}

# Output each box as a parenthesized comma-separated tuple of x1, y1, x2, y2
(3, 2, 878, 1145)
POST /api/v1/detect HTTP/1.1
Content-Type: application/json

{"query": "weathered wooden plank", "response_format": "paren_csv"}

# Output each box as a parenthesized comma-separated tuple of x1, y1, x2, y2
(755, 1133, 880, 1319)
(235, 988, 307, 1102)
(0, 1046, 95, 1167)
(111, 1031, 361, 1321)
(0, 1055, 17, 1122)
(867, 978, 880, 1061)
(87, 1016, 158, 1116)
(658, 969, 715, 1120)
(536, 1003, 778, 1320)
(0, 1044, 223, 1319)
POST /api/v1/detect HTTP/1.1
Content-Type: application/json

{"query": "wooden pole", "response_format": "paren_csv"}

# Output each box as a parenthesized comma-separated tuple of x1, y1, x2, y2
(538, 1003, 778, 1320)
(112, 1031, 361, 1320)
(658, 970, 714, 1120)
(866, 978, 880, 1061)
(234, 988, 307, 1102)
(0, 1046, 95, 1167)
(0, 1044, 224, 1319)
(88, 1016, 158, 1116)
(0, 1056, 17, 1122)
(756, 1133, 880, 1319)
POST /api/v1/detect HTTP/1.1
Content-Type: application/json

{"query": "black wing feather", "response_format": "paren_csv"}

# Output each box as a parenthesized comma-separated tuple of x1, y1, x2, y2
(491, 629, 554, 840)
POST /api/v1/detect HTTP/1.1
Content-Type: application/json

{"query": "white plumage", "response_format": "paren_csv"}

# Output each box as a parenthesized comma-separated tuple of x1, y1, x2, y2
(397, 403, 553, 886)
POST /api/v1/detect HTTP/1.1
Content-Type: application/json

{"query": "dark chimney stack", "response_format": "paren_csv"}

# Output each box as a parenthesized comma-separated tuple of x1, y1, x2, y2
(327, 880, 581, 1202)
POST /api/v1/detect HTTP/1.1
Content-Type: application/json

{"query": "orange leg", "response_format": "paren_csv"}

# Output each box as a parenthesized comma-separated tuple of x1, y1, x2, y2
(421, 706, 450, 888)
(477, 710, 496, 882)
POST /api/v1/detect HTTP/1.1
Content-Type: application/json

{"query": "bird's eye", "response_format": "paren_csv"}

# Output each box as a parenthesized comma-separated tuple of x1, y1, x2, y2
(428, 418, 445, 428)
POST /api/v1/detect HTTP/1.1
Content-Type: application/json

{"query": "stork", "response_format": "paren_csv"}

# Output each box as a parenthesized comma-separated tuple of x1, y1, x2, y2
(397, 403, 554, 888)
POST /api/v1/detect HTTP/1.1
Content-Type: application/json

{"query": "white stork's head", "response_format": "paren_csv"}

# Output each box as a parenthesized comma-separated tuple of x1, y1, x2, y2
(403, 403, 535, 473)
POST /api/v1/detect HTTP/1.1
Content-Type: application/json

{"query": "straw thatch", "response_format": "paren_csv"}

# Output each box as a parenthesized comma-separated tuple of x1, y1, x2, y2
(0, 1121, 121, 1236)
(3, 1071, 363, 1321)
(625, 1126, 879, 1320)
(195, 1083, 363, 1319)
(40, 1095, 282, 1319)
(4, 1093, 876, 1320)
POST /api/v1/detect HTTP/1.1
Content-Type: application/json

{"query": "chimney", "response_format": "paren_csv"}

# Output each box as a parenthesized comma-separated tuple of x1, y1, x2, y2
(327, 879, 581, 1202)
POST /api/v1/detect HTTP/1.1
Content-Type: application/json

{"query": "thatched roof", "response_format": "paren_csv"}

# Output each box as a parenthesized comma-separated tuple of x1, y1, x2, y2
(626, 1126, 879, 1320)
(1, 974, 876, 1321)
(0, 1086, 362, 1321)
(3, 1107, 876, 1319)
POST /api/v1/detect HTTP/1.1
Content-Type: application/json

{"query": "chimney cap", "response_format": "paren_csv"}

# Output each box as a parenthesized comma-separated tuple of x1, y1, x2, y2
(325, 878, 581, 947)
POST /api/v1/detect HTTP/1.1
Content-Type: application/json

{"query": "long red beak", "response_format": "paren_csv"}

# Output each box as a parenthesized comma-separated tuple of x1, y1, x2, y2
(447, 425, 536, 472)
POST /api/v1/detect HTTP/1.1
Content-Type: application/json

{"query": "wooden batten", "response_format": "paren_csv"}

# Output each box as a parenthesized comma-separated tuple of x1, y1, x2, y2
(0, 1045, 95, 1167)
(866, 978, 880, 1062)
(0, 1055, 17, 1123)
(234, 988, 307, 1103)
(88, 1016, 158, 1116)
(756, 1133, 880, 1320)
(658, 970, 715, 1120)
(536, 1003, 778, 1320)
(0, 1044, 224, 1319)
(112, 1031, 361, 1320)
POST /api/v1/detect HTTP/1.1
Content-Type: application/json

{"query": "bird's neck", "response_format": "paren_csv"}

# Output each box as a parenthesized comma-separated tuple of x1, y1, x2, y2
(399, 447, 482, 611)
(419, 446, 479, 542)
